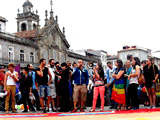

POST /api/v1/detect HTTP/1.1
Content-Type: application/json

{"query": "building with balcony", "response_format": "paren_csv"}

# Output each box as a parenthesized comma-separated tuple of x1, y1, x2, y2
(0, 0, 99, 69)
(0, 0, 70, 68)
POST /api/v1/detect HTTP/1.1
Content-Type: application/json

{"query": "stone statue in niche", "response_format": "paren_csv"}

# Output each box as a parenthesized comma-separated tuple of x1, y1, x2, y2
(51, 29, 56, 44)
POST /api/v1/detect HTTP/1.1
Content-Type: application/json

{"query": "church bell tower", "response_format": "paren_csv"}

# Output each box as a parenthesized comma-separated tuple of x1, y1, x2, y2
(16, 0, 40, 32)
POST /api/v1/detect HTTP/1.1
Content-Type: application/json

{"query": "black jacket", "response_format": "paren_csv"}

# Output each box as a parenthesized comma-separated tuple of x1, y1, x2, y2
(19, 75, 33, 93)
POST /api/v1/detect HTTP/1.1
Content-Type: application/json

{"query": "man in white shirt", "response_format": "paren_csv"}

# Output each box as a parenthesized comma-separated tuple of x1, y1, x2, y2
(4, 63, 19, 114)
(47, 59, 56, 112)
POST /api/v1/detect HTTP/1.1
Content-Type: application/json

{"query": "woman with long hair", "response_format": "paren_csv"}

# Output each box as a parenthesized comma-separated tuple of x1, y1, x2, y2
(143, 58, 159, 109)
(90, 62, 105, 112)
(111, 59, 126, 110)
(127, 57, 140, 110)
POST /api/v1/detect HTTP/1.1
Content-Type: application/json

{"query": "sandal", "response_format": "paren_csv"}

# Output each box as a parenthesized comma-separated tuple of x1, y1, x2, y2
(89, 109, 95, 112)
(121, 108, 125, 111)
(100, 109, 103, 112)
(116, 108, 121, 111)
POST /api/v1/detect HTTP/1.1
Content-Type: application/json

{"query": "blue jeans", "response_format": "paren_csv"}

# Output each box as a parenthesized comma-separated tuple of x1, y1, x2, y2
(32, 89, 40, 109)
(39, 85, 51, 98)
(108, 86, 118, 107)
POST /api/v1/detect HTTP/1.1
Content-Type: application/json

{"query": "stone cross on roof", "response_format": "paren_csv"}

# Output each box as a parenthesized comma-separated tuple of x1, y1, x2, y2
(50, 0, 53, 11)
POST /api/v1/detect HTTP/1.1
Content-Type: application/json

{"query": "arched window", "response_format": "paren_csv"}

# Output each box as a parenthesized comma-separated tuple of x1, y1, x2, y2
(53, 50, 57, 61)
(20, 50, 24, 62)
(43, 49, 48, 63)
(9, 47, 14, 62)
(33, 23, 36, 30)
(21, 23, 27, 31)
(30, 52, 34, 63)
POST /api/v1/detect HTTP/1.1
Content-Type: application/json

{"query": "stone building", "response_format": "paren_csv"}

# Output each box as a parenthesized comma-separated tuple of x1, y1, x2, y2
(118, 45, 151, 64)
(15, 0, 70, 64)
(0, 16, 8, 32)
(0, 0, 98, 69)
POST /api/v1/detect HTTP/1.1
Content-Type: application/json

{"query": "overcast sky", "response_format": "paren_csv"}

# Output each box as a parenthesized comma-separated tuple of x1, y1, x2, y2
(1, 0, 160, 55)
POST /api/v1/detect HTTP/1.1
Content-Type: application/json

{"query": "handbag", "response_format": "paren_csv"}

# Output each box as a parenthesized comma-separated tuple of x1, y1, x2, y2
(153, 64, 160, 92)
(131, 67, 144, 85)
(138, 73, 145, 85)
(156, 79, 160, 92)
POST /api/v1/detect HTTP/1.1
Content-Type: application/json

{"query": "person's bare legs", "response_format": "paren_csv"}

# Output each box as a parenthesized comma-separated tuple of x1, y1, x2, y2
(78, 97, 81, 108)
(147, 88, 153, 107)
(47, 96, 51, 109)
(121, 104, 125, 110)
(81, 101, 84, 109)
(117, 104, 121, 110)
(74, 101, 77, 109)
(40, 98, 44, 109)
(151, 88, 156, 107)
(51, 98, 56, 110)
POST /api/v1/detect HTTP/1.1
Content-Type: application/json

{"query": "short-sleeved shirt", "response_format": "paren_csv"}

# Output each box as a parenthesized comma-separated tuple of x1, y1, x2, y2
(114, 67, 125, 80)
(143, 64, 159, 88)
(36, 67, 49, 86)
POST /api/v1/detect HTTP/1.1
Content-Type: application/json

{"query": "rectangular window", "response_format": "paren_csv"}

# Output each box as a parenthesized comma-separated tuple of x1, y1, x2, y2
(30, 52, 34, 63)
(20, 50, 24, 62)
(9, 47, 14, 62)
(20, 54, 24, 62)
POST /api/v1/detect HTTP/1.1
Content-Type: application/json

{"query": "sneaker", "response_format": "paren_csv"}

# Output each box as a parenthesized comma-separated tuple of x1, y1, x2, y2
(147, 106, 152, 109)
(31, 109, 36, 112)
(37, 108, 41, 111)
(43, 109, 47, 113)
(114, 106, 118, 109)
(109, 106, 115, 109)
(12, 110, 18, 113)
(22, 110, 28, 113)
(131, 107, 138, 110)
(80, 108, 85, 112)
(71, 109, 77, 113)
(152, 106, 156, 109)
(83, 107, 87, 109)
(58, 109, 64, 112)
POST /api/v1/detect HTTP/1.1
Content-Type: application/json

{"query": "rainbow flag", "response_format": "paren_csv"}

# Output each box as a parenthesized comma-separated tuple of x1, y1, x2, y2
(111, 79, 126, 104)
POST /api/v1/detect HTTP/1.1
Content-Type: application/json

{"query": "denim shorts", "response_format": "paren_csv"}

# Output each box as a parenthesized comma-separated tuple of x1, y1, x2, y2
(39, 85, 51, 98)
(151, 83, 156, 88)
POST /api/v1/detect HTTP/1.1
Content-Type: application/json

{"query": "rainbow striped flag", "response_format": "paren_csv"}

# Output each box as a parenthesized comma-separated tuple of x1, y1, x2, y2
(111, 79, 126, 104)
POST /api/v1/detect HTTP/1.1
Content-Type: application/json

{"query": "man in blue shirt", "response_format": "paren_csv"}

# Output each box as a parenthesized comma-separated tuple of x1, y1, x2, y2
(106, 62, 118, 109)
(27, 64, 40, 111)
(71, 59, 89, 113)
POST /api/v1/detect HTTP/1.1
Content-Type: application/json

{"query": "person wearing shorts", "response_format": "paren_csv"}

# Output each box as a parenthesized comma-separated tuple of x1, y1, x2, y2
(71, 59, 89, 113)
(47, 59, 57, 112)
(36, 58, 52, 113)
(143, 58, 159, 109)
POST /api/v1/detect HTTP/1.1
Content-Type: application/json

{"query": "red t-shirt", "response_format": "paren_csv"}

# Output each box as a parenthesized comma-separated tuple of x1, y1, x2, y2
(0, 73, 4, 85)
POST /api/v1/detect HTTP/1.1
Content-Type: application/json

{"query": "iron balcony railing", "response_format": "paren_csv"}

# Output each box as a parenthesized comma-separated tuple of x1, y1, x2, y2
(0, 58, 39, 68)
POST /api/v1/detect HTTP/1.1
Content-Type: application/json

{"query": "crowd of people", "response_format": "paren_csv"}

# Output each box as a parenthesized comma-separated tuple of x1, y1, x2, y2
(0, 55, 160, 114)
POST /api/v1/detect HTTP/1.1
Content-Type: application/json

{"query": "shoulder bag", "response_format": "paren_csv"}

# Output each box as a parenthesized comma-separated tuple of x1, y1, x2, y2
(153, 64, 160, 92)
